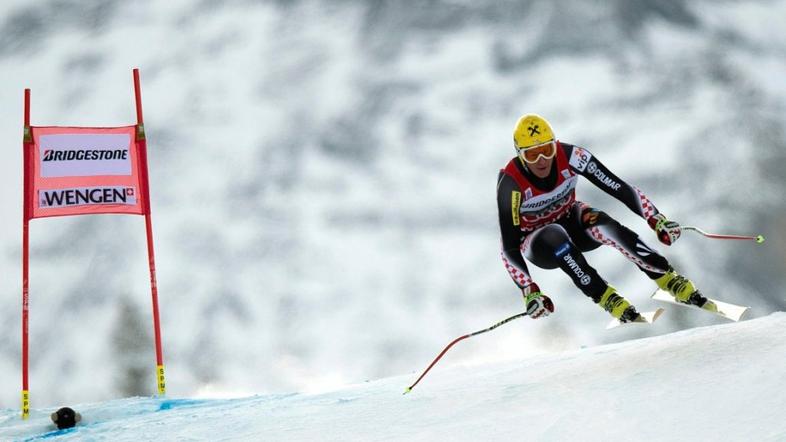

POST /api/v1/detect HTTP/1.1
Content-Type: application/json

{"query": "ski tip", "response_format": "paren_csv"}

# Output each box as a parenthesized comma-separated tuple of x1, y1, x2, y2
(713, 303, 750, 322)
(403, 387, 412, 395)
(653, 289, 749, 322)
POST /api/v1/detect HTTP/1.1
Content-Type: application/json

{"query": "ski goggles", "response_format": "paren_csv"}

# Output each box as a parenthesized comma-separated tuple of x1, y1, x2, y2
(517, 140, 557, 164)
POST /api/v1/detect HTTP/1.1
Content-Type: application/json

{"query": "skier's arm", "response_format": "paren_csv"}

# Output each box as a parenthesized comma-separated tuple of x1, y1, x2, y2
(497, 171, 555, 317)
(565, 143, 683, 245)
(496, 171, 535, 289)
(564, 144, 659, 220)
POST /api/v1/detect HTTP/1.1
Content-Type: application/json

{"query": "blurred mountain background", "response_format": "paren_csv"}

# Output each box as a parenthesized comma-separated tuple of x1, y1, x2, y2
(1, 0, 784, 407)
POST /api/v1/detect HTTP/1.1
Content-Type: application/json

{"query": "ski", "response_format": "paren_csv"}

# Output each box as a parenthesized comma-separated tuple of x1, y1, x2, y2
(651, 289, 749, 321)
(606, 308, 665, 329)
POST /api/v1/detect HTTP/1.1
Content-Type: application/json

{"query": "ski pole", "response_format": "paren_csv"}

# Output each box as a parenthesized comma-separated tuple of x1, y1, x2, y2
(682, 226, 765, 244)
(404, 311, 529, 394)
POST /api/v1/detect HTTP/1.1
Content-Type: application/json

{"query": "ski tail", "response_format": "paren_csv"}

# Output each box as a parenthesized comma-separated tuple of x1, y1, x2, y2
(606, 308, 665, 329)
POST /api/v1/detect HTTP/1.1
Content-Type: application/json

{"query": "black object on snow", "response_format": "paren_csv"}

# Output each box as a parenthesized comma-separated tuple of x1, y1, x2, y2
(51, 407, 81, 430)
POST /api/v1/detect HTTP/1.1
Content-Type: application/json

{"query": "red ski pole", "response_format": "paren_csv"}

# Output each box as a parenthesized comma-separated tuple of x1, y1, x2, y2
(682, 226, 765, 244)
(404, 311, 529, 394)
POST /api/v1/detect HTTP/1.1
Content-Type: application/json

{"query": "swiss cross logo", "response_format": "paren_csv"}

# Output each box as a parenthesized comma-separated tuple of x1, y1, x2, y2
(125, 187, 135, 197)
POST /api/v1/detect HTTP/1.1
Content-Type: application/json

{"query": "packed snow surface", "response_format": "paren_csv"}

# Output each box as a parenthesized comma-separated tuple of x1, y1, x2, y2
(2, 312, 785, 441)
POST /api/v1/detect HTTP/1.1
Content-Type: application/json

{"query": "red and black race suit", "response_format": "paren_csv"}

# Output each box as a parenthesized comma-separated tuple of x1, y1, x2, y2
(497, 141, 669, 294)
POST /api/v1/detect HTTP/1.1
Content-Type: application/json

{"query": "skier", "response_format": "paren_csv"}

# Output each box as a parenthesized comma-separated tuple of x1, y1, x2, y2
(498, 114, 712, 323)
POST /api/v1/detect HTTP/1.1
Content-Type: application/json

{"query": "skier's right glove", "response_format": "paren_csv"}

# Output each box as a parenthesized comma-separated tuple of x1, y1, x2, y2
(523, 283, 554, 319)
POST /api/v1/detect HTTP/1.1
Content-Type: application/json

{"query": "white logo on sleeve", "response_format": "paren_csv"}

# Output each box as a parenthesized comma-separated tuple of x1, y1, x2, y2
(569, 146, 592, 172)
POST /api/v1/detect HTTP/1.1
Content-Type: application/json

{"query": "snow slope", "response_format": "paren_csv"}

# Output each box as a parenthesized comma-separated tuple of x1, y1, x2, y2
(2, 312, 785, 441)
(2, 0, 786, 408)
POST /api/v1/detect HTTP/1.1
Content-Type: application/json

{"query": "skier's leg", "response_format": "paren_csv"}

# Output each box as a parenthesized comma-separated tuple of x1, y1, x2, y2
(576, 205, 669, 278)
(523, 224, 640, 321)
(576, 205, 709, 307)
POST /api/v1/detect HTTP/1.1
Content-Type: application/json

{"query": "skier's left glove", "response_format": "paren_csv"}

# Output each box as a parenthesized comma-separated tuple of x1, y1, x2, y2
(648, 213, 681, 246)
(523, 283, 554, 319)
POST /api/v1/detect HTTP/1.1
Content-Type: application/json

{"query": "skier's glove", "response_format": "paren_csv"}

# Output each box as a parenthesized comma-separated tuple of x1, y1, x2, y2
(648, 213, 681, 246)
(523, 283, 554, 319)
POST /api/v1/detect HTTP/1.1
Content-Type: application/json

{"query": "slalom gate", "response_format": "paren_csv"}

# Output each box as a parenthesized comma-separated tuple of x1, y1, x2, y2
(20, 69, 166, 419)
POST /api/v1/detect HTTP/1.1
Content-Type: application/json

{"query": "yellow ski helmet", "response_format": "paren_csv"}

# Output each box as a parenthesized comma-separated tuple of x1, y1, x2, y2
(512, 114, 555, 150)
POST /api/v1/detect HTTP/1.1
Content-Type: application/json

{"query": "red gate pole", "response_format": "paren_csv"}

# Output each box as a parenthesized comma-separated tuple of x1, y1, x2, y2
(21, 88, 32, 419)
(133, 68, 166, 396)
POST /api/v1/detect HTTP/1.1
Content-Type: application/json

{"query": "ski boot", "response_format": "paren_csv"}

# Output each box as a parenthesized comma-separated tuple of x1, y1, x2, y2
(655, 269, 715, 311)
(598, 286, 640, 323)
